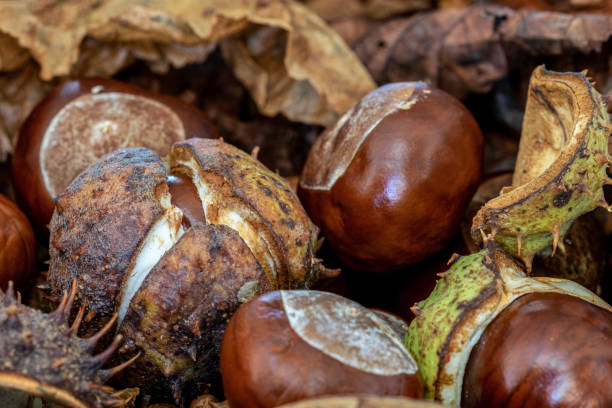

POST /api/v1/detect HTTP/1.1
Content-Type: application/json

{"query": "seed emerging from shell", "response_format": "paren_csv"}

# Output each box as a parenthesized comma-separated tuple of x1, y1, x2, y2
(406, 239, 612, 407)
(48, 138, 330, 402)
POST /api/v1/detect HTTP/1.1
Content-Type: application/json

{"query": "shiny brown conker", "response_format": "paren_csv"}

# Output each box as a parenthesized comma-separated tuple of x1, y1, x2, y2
(462, 292, 612, 407)
(12, 77, 218, 236)
(298, 82, 483, 273)
(0, 193, 37, 294)
(220, 290, 423, 407)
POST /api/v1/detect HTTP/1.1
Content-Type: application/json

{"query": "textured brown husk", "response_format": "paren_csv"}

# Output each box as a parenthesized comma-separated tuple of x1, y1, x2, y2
(169, 138, 322, 288)
(117, 225, 268, 402)
(48, 148, 168, 337)
(0, 284, 137, 408)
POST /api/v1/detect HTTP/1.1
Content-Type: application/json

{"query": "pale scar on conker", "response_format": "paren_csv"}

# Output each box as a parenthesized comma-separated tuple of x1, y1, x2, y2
(220, 290, 423, 408)
(47, 138, 330, 403)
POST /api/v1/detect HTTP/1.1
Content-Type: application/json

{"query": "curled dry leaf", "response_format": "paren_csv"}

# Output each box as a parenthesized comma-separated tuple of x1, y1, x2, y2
(343, 5, 612, 99)
(351, 6, 511, 98)
(0, 0, 374, 159)
(190, 394, 229, 408)
(302, 0, 432, 20)
(0, 64, 53, 161)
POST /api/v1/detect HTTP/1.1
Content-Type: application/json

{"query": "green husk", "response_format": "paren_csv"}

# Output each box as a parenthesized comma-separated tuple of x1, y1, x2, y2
(405, 240, 611, 406)
(471, 66, 612, 270)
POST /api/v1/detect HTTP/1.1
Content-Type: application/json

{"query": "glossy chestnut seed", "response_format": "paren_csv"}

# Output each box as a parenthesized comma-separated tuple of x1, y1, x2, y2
(462, 292, 612, 407)
(299, 82, 483, 273)
(0, 194, 37, 294)
(12, 77, 218, 235)
(166, 173, 205, 228)
(220, 290, 423, 408)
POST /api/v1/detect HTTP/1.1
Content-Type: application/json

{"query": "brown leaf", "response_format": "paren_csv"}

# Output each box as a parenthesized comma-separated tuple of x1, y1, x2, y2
(0, 63, 54, 160)
(352, 6, 510, 98)
(440, 0, 612, 14)
(345, 5, 612, 100)
(109, 386, 140, 408)
(0, 0, 375, 159)
(190, 394, 228, 408)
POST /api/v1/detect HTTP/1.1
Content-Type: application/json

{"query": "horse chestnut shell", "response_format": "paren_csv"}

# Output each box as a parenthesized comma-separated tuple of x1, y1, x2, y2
(47, 138, 325, 402)
(220, 290, 423, 407)
(0, 193, 36, 294)
(298, 82, 483, 273)
(463, 172, 606, 294)
(12, 78, 217, 235)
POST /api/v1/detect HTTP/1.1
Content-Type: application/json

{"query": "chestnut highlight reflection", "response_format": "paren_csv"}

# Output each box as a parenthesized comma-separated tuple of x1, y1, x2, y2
(462, 292, 612, 408)
(166, 174, 205, 228)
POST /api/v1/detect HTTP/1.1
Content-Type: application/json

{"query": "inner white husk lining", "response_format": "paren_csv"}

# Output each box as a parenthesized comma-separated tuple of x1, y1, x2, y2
(116, 191, 184, 326)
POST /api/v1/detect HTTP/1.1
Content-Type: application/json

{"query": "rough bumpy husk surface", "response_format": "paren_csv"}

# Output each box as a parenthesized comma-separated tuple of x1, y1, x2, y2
(49, 148, 168, 337)
(0, 284, 135, 408)
(472, 66, 612, 270)
(118, 225, 268, 402)
(169, 138, 323, 288)
(406, 241, 611, 406)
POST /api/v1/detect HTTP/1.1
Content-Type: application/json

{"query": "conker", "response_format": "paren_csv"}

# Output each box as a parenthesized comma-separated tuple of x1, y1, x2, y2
(0, 193, 36, 294)
(298, 82, 483, 273)
(462, 292, 612, 407)
(220, 290, 423, 407)
(12, 78, 218, 235)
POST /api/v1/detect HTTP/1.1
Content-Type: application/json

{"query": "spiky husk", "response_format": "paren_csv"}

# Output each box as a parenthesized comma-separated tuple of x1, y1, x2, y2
(471, 66, 611, 270)
(405, 241, 611, 406)
(0, 282, 138, 408)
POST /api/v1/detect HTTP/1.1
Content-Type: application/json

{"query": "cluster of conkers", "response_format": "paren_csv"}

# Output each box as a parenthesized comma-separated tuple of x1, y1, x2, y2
(1, 61, 611, 408)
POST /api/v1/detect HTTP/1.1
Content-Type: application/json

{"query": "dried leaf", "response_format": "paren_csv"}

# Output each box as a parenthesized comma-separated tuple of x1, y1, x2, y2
(0, 0, 374, 159)
(352, 6, 510, 98)
(346, 6, 612, 99)
(0, 63, 54, 160)
(302, 0, 432, 20)
(110, 386, 140, 408)
(0, 32, 29, 71)
(190, 394, 229, 408)
(502, 9, 612, 55)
